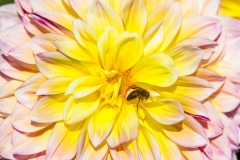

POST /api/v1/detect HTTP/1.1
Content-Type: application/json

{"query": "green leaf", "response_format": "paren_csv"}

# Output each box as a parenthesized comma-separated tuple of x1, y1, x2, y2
(0, 0, 14, 6)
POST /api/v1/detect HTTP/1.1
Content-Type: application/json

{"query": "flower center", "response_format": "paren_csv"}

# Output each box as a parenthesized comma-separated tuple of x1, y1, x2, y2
(106, 69, 134, 100)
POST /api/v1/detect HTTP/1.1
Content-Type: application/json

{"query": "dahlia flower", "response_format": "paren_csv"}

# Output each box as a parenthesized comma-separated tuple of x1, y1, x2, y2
(0, 0, 239, 160)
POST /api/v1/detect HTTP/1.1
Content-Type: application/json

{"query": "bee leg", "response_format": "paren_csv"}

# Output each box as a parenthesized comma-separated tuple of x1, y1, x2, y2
(137, 97, 143, 111)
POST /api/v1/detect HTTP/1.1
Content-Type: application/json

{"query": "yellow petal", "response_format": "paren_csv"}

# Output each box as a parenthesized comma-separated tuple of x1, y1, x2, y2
(113, 32, 144, 71)
(30, 94, 68, 123)
(65, 75, 105, 98)
(143, 21, 164, 55)
(36, 77, 75, 95)
(64, 93, 100, 124)
(131, 53, 178, 87)
(104, 0, 122, 14)
(138, 126, 161, 160)
(54, 39, 94, 62)
(88, 103, 118, 147)
(36, 52, 89, 78)
(69, 0, 94, 21)
(87, 0, 124, 36)
(219, 0, 240, 19)
(159, 132, 182, 160)
(46, 121, 83, 160)
(73, 19, 99, 63)
(107, 103, 138, 148)
(30, 0, 77, 16)
(98, 27, 119, 70)
(125, 140, 139, 159)
(178, 0, 198, 17)
(110, 146, 130, 159)
(147, 2, 181, 52)
(122, 0, 147, 36)
(77, 124, 109, 160)
(144, 0, 172, 14)
(167, 46, 203, 76)
(144, 98, 184, 125)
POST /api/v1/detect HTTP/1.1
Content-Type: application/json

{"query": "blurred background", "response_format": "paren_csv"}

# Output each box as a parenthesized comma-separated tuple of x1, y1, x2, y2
(0, 0, 239, 159)
(0, 0, 13, 6)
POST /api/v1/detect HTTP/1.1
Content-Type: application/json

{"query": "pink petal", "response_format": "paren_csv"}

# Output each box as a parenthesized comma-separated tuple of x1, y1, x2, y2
(0, 57, 36, 81)
(207, 64, 240, 84)
(211, 134, 232, 160)
(164, 76, 214, 101)
(179, 146, 203, 160)
(12, 126, 53, 155)
(0, 4, 18, 15)
(31, 33, 70, 55)
(8, 41, 36, 66)
(176, 16, 222, 43)
(22, 15, 42, 36)
(0, 96, 17, 116)
(15, 73, 47, 109)
(160, 92, 209, 120)
(173, 38, 217, 60)
(163, 114, 207, 148)
(209, 81, 240, 113)
(0, 24, 30, 55)
(31, 94, 68, 123)
(220, 113, 239, 151)
(11, 103, 50, 133)
(195, 68, 225, 93)
(33, 11, 75, 32)
(0, 79, 22, 99)
(199, 101, 224, 139)
(0, 116, 14, 159)
(199, 0, 220, 16)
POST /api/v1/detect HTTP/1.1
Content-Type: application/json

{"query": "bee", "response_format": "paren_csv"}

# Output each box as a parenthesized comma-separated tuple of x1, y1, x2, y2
(126, 86, 149, 111)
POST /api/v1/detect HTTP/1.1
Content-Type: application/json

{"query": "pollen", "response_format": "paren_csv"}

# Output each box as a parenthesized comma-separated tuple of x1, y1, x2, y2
(106, 69, 134, 99)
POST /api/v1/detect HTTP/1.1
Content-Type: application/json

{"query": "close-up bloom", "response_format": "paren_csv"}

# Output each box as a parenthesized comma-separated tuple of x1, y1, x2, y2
(0, 0, 240, 159)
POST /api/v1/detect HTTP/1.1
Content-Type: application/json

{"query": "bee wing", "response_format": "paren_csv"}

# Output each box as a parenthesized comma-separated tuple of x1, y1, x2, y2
(125, 88, 135, 99)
